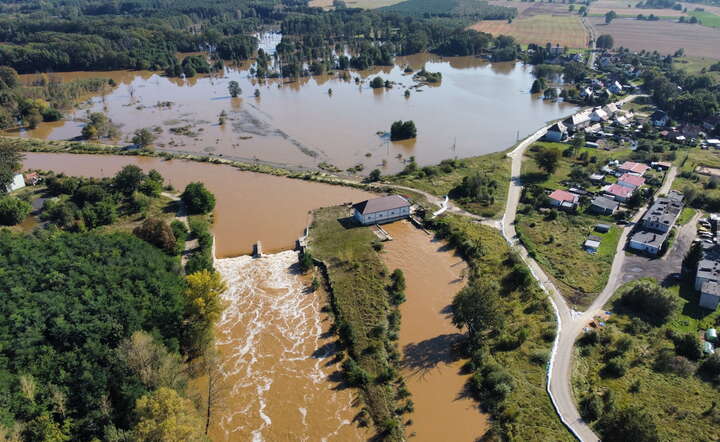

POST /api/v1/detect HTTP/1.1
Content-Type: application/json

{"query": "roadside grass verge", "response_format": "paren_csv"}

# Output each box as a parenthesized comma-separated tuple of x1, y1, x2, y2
(516, 210, 621, 309)
(676, 207, 696, 226)
(428, 215, 573, 441)
(308, 205, 405, 440)
(387, 151, 511, 218)
(572, 279, 720, 441)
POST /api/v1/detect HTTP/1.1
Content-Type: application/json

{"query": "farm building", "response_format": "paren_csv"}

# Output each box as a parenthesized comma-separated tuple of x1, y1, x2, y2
(353, 195, 411, 226)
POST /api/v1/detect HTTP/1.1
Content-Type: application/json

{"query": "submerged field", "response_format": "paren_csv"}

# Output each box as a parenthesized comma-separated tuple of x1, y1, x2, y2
(470, 15, 589, 48)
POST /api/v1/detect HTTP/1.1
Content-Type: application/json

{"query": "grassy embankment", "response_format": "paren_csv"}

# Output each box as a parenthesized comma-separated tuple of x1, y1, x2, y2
(387, 151, 511, 218)
(573, 279, 720, 441)
(427, 214, 573, 441)
(308, 205, 406, 440)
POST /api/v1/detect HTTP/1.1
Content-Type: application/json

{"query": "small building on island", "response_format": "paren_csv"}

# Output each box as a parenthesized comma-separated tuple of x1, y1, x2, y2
(353, 195, 411, 226)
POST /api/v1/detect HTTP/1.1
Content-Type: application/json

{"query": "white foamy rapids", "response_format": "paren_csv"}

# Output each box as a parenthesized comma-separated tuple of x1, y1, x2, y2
(213, 250, 360, 441)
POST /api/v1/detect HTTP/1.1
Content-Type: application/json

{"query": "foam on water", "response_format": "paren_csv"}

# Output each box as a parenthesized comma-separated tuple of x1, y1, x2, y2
(212, 251, 364, 441)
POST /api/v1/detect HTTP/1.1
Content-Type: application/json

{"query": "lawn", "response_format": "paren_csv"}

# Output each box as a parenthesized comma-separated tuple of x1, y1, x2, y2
(672, 148, 720, 201)
(388, 151, 511, 218)
(690, 10, 720, 28)
(470, 15, 589, 48)
(429, 215, 573, 441)
(308, 205, 404, 439)
(516, 210, 622, 309)
(674, 56, 720, 78)
(572, 279, 720, 441)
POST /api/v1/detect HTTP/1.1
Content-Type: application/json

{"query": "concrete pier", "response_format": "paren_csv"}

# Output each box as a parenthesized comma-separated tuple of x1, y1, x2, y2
(253, 241, 263, 258)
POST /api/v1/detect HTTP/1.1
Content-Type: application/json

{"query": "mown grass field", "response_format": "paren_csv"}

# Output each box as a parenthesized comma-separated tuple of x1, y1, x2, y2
(516, 211, 621, 308)
(388, 151, 511, 218)
(673, 56, 720, 79)
(572, 280, 720, 441)
(430, 215, 573, 441)
(308, 205, 403, 438)
(470, 15, 589, 48)
(690, 10, 720, 28)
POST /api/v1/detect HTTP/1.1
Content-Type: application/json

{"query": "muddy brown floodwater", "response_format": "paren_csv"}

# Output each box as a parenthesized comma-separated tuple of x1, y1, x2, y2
(212, 251, 367, 441)
(381, 221, 488, 441)
(22, 152, 374, 257)
(14, 52, 576, 173)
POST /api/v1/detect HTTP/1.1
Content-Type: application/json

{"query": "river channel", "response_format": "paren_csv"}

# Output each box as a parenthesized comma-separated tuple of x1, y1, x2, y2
(382, 221, 488, 441)
(15, 53, 575, 173)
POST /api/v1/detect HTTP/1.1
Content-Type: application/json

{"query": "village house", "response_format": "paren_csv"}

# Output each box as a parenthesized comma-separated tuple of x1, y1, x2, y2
(628, 191, 684, 255)
(651, 161, 671, 171)
(608, 81, 623, 95)
(548, 189, 579, 210)
(589, 196, 619, 215)
(605, 183, 634, 202)
(353, 195, 411, 226)
(6, 174, 25, 193)
(602, 103, 619, 117)
(545, 121, 568, 142)
(24, 172, 41, 186)
(590, 107, 609, 123)
(651, 109, 669, 127)
(617, 161, 650, 175)
(702, 115, 719, 133)
(562, 110, 592, 132)
(617, 173, 645, 189)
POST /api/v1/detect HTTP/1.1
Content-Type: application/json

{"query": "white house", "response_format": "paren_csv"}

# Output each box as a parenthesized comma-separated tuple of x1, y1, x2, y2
(6, 174, 25, 193)
(590, 108, 609, 122)
(544, 122, 568, 142)
(353, 195, 411, 226)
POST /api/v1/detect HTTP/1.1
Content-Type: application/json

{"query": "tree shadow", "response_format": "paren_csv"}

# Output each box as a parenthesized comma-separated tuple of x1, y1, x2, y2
(401, 333, 465, 377)
(312, 341, 339, 359)
(519, 172, 548, 185)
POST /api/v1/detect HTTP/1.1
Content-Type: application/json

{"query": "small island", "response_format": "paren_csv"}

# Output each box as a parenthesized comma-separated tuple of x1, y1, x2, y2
(390, 120, 417, 141)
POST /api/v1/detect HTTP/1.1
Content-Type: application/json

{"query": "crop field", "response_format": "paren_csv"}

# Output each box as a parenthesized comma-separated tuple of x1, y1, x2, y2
(589, 17, 720, 59)
(488, 0, 573, 17)
(309, 0, 403, 8)
(470, 15, 589, 48)
(590, 0, 686, 18)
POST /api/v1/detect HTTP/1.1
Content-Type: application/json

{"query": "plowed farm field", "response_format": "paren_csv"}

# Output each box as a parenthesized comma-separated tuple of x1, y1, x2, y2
(589, 17, 720, 59)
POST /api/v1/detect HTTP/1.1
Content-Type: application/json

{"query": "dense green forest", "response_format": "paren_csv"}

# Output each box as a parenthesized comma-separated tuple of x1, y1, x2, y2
(0, 0, 519, 77)
(0, 231, 188, 440)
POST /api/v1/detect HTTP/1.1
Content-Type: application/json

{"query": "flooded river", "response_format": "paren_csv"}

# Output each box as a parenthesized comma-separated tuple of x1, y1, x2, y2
(212, 251, 366, 441)
(15, 53, 575, 173)
(22, 152, 374, 257)
(381, 221, 488, 441)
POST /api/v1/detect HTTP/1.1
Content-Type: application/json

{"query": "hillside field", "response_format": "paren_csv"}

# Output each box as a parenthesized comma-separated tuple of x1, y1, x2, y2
(470, 15, 589, 48)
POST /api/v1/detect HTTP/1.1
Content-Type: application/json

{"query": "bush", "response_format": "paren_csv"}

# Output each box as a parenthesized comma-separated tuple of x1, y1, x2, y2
(674, 333, 702, 361)
(615, 280, 678, 325)
(579, 394, 603, 421)
(0, 197, 31, 225)
(181, 182, 216, 215)
(342, 358, 370, 386)
(597, 407, 660, 442)
(370, 76, 384, 88)
(133, 218, 177, 254)
(529, 349, 549, 365)
(603, 357, 628, 377)
(700, 353, 720, 380)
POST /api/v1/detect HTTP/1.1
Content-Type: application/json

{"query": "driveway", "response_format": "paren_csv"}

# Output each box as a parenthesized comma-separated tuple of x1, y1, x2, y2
(620, 211, 699, 286)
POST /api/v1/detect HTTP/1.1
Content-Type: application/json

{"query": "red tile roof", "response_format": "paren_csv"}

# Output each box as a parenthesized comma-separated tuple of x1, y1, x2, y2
(618, 161, 649, 175)
(606, 184, 633, 198)
(549, 189, 578, 203)
(618, 174, 645, 187)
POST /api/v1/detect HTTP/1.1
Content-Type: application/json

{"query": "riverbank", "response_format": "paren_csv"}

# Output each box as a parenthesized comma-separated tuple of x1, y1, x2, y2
(307, 205, 408, 440)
